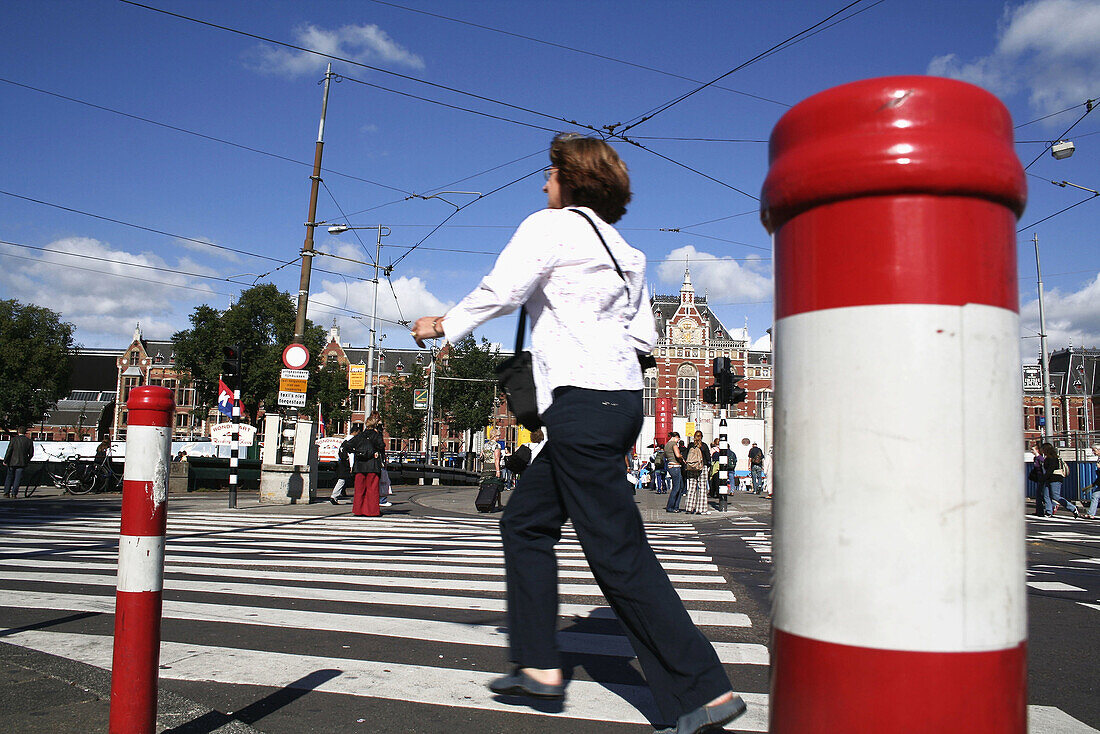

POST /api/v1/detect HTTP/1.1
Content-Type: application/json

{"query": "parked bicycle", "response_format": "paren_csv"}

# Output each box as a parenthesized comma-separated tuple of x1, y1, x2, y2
(39, 450, 86, 495)
(65, 451, 122, 495)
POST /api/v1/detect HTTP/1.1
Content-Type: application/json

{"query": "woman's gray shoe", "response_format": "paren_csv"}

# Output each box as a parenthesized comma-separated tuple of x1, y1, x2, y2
(488, 669, 564, 700)
(654, 694, 747, 734)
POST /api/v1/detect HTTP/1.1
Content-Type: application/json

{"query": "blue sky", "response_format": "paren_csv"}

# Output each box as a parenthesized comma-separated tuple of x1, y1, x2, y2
(1, 0, 1097, 362)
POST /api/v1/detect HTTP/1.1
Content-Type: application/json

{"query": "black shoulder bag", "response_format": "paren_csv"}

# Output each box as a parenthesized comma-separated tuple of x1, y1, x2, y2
(493, 209, 656, 430)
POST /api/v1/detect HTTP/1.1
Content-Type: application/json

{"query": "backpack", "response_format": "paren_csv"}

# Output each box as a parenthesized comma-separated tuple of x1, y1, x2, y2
(652, 450, 665, 469)
(685, 445, 706, 474)
(505, 444, 532, 474)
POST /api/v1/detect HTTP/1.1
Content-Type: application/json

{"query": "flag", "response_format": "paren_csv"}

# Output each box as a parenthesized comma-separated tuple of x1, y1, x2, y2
(317, 404, 326, 438)
(218, 379, 235, 417)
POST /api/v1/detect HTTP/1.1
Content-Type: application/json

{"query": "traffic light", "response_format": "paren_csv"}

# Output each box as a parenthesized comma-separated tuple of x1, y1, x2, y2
(702, 357, 748, 407)
(222, 344, 242, 377)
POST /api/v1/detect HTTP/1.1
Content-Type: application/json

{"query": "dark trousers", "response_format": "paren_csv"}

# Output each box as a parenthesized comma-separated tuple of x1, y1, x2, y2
(664, 465, 684, 511)
(353, 473, 380, 516)
(4, 467, 25, 497)
(500, 387, 730, 724)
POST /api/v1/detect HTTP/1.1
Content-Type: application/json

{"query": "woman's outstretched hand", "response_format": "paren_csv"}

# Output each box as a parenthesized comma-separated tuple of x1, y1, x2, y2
(411, 316, 444, 347)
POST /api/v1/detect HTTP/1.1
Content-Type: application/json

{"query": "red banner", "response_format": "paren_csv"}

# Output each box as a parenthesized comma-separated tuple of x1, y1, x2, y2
(655, 397, 673, 448)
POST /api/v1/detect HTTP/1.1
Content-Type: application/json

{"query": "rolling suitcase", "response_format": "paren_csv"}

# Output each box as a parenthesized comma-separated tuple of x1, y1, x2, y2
(475, 477, 504, 512)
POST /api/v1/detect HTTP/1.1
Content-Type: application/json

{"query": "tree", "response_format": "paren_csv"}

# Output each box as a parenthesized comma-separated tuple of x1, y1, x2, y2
(310, 358, 351, 431)
(380, 363, 426, 446)
(435, 335, 501, 434)
(172, 284, 326, 416)
(0, 300, 77, 430)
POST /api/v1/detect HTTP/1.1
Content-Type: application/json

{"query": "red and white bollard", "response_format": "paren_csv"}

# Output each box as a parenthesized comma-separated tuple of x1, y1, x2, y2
(761, 76, 1028, 732)
(109, 386, 175, 733)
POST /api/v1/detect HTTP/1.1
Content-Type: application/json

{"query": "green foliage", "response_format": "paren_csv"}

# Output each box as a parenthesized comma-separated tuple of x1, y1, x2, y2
(380, 363, 425, 442)
(435, 335, 501, 434)
(0, 300, 77, 429)
(172, 284, 326, 416)
(310, 358, 351, 429)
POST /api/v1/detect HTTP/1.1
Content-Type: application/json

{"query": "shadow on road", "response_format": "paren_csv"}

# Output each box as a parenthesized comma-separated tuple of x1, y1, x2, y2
(161, 668, 344, 733)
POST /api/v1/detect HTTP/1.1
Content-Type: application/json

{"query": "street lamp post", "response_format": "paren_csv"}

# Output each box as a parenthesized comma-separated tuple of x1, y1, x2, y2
(1034, 234, 1055, 442)
(328, 224, 391, 416)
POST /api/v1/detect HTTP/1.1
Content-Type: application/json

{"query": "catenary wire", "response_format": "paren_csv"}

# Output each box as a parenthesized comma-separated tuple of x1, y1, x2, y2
(614, 0, 871, 135)
(0, 188, 374, 282)
(361, 0, 791, 107)
(0, 76, 413, 196)
(1023, 101, 1097, 170)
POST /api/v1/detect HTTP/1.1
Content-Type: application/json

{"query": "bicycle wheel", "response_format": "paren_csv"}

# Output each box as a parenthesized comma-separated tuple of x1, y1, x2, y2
(64, 466, 97, 495)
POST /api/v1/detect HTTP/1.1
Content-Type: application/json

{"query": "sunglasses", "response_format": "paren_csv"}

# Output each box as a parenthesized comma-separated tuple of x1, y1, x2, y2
(542, 167, 556, 182)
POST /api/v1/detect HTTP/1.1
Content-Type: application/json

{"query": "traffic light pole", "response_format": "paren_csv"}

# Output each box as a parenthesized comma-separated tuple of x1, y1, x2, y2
(222, 345, 242, 509)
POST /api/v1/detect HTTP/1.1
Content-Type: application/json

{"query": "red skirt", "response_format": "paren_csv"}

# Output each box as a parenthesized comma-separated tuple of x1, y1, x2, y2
(353, 473, 381, 516)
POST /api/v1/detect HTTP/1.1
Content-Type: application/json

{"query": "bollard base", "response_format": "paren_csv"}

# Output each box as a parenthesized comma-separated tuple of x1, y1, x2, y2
(259, 463, 317, 504)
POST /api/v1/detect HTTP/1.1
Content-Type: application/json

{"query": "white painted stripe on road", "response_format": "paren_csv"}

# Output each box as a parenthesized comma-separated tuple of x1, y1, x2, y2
(773, 304, 1026, 651)
(0, 570, 751, 628)
(1027, 581, 1086, 592)
(0, 589, 767, 666)
(116, 535, 165, 592)
(1026, 705, 1100, 733)
(1, 630, 771, 729)
(0, 558, 736, 602)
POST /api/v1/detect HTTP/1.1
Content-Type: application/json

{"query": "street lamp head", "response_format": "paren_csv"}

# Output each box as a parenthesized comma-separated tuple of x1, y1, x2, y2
(327, 224, 349, 234)
(1051, 140, 1075, 160)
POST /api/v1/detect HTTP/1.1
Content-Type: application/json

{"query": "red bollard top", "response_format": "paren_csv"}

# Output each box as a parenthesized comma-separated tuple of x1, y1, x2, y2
(126, 386, 175, 428)
(760, 76, 1027, 234)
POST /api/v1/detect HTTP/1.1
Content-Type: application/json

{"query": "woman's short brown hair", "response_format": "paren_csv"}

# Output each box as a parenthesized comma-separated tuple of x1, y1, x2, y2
(364, 411, 382, 431)
(550, 133, 631, 223)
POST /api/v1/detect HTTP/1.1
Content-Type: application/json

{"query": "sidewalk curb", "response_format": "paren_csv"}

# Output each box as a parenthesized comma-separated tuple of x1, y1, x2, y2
(0, 640, 265, 734)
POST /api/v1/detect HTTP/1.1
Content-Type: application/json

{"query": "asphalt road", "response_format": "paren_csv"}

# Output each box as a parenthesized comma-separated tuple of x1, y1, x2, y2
(0, 488, 1096, 733)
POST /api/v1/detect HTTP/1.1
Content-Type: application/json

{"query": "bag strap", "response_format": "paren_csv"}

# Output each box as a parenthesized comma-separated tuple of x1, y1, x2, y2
(511, 208, 627, 355)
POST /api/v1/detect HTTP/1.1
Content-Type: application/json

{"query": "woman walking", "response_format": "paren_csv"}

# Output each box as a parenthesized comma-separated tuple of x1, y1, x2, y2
(412, 133, 744, 734)
(346, 413, 386, 517)
(683, 431, 712, 515)
(1041, 442, 1080, 518)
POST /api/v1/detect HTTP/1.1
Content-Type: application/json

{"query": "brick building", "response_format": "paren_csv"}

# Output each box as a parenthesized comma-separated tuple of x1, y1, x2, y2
(1023, 346, 1099, 450)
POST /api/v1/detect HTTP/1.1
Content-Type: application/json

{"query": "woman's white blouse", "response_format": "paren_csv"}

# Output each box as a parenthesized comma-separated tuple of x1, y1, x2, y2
(442, 206, 658, 415)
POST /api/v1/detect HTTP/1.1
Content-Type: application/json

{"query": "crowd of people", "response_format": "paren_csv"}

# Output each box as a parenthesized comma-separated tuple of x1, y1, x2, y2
(1032, 440, 1100, 519)
(632, 432, 771, 514)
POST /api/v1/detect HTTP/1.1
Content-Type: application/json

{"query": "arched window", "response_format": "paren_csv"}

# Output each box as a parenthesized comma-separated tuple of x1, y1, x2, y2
(676, 364, 698, 417)
(643, 368, 657, 416)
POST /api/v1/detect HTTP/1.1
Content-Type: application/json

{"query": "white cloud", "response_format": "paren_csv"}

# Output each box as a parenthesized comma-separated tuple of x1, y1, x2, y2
(654, 245, 772, 304)
(751, 333, 772, 351)
(246, 23, 425, 78)
(1020, 270, 1100, 350)
(175, 236, 242, 264)
(0, 236, 221, 347)
(313, 273, 452, 345)
(927, 0, 1100, 114)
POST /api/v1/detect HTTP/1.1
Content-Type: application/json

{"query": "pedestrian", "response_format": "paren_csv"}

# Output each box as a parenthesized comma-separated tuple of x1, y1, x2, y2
(481, 428, 502, 482)
(3, 428, 35, 499)
(762, 447, 773, 498)
(651, 444, 667, 494)
(345, 416, 385, 517)
(683, 431, 712, 515)
(1041, 442, 1080, 519)
(329, 425, 359, 505)
(1029, 440, 1046, 516)
(748, 442, 764, 494)
(664, 432, 686, 513)
(377, 419, 394, 508)
(410, 132, 744, 734)
(1085, 444, 1100, 519)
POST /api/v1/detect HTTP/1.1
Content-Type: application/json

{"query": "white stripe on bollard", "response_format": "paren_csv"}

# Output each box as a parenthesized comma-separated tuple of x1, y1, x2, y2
(117, 535, 167, 593)
(773, 303, 1024, 651)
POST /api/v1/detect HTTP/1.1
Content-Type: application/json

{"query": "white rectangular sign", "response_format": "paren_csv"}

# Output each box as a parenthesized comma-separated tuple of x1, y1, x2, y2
(278, 391, 307, 408)
(281, 369, 309, 380)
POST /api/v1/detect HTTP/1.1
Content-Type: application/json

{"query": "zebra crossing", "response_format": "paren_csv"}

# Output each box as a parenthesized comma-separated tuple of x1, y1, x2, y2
(0, 507, 770, 732)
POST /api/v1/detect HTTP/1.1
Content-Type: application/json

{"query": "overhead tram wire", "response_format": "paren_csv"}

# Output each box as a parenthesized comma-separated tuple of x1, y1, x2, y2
(116, 2, 755, 196)
(1015, 99, 1097, 129)
(612, 0, 872, 136)
(0, 188, 373, 283)
(1023, 100, 1097, 170)
(0, 77, 413, 196)
(361, 0, 791, 108)
(321, 180, 377, 265)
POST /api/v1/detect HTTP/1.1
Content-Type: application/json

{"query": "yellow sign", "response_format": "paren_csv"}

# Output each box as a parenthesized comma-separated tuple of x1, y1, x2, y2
(517, 427, 531, 446)
(685, 421, 695, 438)
(348, 364, 366, 390)
(279, 377, 308, 393)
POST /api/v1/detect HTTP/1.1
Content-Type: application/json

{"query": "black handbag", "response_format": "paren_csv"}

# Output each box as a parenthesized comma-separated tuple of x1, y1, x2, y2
(494, 306, 542, 430)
